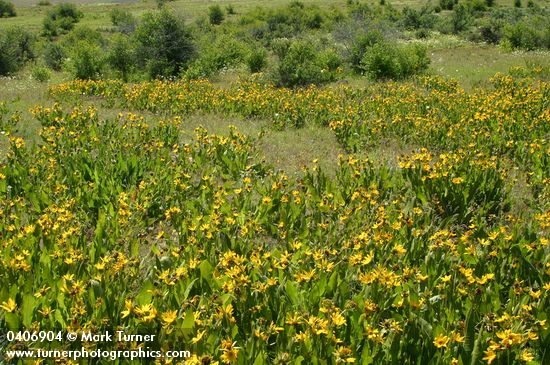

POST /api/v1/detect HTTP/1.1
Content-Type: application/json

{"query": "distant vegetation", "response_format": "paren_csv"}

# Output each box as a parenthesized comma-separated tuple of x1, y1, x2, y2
(0, 0, 16, 17)
(0, 0, 549, 83)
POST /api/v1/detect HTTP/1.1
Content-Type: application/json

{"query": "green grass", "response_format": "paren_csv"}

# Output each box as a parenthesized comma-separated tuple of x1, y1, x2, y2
(429, 45, 550, 89)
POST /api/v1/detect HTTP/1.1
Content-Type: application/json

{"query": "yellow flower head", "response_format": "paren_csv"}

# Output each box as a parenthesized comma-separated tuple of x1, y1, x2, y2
(0, 298, 17, 313)
(433, 334, 450, 349)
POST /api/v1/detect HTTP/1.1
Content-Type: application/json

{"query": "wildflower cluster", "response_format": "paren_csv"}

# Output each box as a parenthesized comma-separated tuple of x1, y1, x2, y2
(0, 74, 548, 364)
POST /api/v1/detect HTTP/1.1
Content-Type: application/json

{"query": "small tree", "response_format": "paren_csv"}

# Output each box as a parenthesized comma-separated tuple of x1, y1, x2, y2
(108, 34, 134, 80)
(451, 4, 471, 34)
(43, 3, 83, 37)
(44, 42, 66, 70)
(275, 40, 336, 87)
(361, 42, 429, 80)
(69, 41, 104, 79)
(0, 0, 16, 17)
(246, 48, 267, 73)
(134, 10, 195, 78)
(208, 5, 224, 25)
(0, 27, 34, 75)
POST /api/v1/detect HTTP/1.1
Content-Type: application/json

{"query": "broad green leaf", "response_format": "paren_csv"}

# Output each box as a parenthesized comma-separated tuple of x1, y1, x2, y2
(21, 294, 36, 328)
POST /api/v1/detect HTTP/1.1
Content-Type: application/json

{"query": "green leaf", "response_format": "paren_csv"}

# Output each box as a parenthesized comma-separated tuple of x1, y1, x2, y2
(182, 308, 194, 330)
(135, 281, 154, 306)
(199, 260, 213, 283)
(54, 309, 66, 328)
(285, 281, 300, 306)
(4, 312, 20, 331)
(253, 352, 265, 365)
(470, 327, 484, 365)
(182, 278, 197, 301)
(21, 294, 36, 328)
(361, 345, 374, 365)
(326, 271, 338, 296)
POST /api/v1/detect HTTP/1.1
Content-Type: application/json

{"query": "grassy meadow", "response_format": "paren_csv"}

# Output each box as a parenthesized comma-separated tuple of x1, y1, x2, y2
(1, 0, 550, 364)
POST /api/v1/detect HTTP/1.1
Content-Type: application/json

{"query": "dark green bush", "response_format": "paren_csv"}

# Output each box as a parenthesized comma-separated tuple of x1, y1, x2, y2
(439, 0, 458, 10)
(32, 65, 51, 82)
(318, 49, 343, 73)
(275, 40, 337, 87)
(43, 3, 83, 37)
(108, 34, 134, 81)
(208, 5, 224, 25)
(450, 4, 472, 34)
(243, 3, 326, 41)
(183, 34, 246, 79)
(402, 5, 437, 30)
(464, 0, 487, 12)
(68, 41, 104, 79)
(271, 38, 292, 59)
(503, 22, 542, 50)
(349, 30, 384, 72)
(134, 10, 194, 78)
(0, 0, 16, 17)
(246, 48, 267, 73)
(361, 42, 429, 80)
(0, 27, 34, 75)
(478, 18, 503, 44)
(43, 42, 66, 70)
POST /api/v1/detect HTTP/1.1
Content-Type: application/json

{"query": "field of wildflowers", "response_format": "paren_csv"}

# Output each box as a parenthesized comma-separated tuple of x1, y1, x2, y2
(0, 73, 549, 364)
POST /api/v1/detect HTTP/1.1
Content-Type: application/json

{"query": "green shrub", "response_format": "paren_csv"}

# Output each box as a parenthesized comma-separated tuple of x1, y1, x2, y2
(43, 3, 82, 37)
(43, 42, 66, 70)
(32, 65, 51, 82)
(402, 5, 437, 30)
(503, 22, 542, 50)
(208, 5, 224, 25)
(0, 0, 16, 17)
(275, 40, 337, 87)
(226, 4, 235, 15)
(478, 18, 503, 44)
(68, 41, 104, 79)
(318, 48, 342, 73)
(62, 26, 105, 48)
(134, 10, 194, 78)
(37, 0, 50, 5)
(0, 27, 34, 75)
(244, 3, 327, 41)
(349, 30, 384, 72)
(108, 34, 134, 81)
(271, 38, 292, 59)
(514, 0, 521, 7)
(450, 3, 472, 34)
(183, 34, 246, 79)
(110, 8, 136, 34)
(464, 0, 487, 12)
(439, 0, 457, 10)
(361, 42, 429, 80)
(246, 48, 267, 73)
